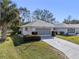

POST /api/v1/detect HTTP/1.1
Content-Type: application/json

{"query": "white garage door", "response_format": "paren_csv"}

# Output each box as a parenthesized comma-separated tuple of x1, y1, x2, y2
(36, 28, 51, 36)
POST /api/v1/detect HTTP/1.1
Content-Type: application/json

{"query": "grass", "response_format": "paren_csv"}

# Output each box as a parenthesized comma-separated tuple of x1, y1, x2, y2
(16, 41, 67, 59)
(0, 35, 68, 59)
(0, 37, 22, 59)
(57, 35, 79, 44)
(12, 35, 67, 59)
(0, 31, 1, 36)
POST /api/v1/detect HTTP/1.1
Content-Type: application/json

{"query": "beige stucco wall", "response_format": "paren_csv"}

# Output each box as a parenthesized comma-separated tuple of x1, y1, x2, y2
(22, 27, 53, 35)
(22, 27, 35, 35)
(55, 28, 67, 34)
(55, 27, 79, 35)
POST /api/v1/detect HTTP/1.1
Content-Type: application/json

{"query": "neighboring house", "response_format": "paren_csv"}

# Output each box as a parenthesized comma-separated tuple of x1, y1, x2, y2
(55, 23, 79, 35)
(20, 20, 55, 36)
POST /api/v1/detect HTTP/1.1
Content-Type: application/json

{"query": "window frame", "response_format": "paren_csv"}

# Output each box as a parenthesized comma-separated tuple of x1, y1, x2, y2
(67, 28, 75, 33)
(25, 27, 28, 31)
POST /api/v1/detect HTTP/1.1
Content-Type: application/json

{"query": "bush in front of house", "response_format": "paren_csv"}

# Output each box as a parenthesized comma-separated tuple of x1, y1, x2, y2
(11, 27, 20, 36)
(64, 33, 69, 36)
(59, 32, 64, 35)
(11, 31, 21, 36)
(11, 32, 16, 36)
(52, 31, 56, 37)
(17, 31, 21, 34)
(23, 35, 41, 42)
(32, 32, 38, 35)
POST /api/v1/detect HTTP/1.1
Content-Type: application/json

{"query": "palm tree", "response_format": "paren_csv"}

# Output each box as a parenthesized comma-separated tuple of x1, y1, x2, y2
(0, 0, 19, 41)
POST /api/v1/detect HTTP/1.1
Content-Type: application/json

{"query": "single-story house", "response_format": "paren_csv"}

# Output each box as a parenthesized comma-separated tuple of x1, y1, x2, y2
(20, 20, 55, 36)
(54, 23, 79, 35)
(20, 20, 79, 36)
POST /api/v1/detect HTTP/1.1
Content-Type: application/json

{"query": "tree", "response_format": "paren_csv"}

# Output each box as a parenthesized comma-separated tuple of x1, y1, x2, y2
(63, 16, 79, 24)
(63, 16, 71, 24)
(32, 9, 55, 23)
(19, 7, 30, 24)
(10, 19, 20, 35)
(0, 0, 20, 41)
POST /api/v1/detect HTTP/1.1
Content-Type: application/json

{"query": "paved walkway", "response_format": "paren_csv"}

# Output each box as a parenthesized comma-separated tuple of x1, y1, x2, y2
(42, 37, 79, 59)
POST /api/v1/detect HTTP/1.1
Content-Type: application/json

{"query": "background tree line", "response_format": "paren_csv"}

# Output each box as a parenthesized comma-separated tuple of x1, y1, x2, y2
(63, 16, 79, 24)
(20, 8, 55, 24)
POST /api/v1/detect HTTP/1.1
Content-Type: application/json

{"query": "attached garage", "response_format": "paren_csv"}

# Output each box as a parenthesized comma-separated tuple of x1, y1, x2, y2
(36, 28, 51, 36)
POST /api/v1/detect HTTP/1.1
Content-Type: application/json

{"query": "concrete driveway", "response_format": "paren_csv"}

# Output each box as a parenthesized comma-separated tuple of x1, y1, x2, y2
(42, 37, 79, 59)
(41, 36, 52, 39)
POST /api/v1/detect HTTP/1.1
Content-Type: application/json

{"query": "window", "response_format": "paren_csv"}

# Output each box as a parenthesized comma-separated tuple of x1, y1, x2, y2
(25, 27, 28, 31)
(53, 28, 56, 30)
(67, 28, 75, 33)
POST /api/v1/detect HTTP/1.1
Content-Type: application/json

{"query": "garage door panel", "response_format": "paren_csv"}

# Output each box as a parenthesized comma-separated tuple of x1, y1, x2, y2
(36, 28, 51, 35)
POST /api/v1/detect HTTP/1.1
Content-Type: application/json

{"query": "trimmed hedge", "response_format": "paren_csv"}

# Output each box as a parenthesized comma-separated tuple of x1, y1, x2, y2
(23, 35, 41, 42)
(32, 32, 38, 35)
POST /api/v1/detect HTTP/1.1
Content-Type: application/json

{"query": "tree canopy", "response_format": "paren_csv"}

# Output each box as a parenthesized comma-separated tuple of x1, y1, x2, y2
(0, 0, 20, 41)
(32, 9, 55, 23)
(63, 16, 79, 24)
(19, 7, 30, 24)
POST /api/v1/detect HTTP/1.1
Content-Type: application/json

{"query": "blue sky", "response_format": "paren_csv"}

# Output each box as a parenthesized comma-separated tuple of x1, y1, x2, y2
(12, 0, 79, 22)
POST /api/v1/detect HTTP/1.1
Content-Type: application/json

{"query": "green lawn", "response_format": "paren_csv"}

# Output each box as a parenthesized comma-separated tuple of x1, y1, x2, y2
(57, 35, 79, 44)
(0, 35, 67, 59)
(16, 41, 66, 59)
(0, 31, 1, 36)
(0, 37, 22, 59)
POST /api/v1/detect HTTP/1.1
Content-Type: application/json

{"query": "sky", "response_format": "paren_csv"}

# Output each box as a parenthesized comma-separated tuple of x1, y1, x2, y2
(12, 0, 79, 22)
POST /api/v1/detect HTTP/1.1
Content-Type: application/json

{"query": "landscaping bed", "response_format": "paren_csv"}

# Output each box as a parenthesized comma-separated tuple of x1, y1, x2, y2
(57, 35, 79, 44)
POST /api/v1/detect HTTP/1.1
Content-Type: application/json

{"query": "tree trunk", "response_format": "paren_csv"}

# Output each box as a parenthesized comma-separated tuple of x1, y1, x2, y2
(0, 24, 7, 41)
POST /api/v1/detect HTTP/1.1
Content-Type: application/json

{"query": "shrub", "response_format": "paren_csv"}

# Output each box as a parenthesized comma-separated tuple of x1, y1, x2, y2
(55, 31, 58, 35)
(52, 31, 56, 37)
(11, 32, 16, 36)
(23, 35, 41, 42)
(17, 31, 21, 34)
(60, 32, 64, 35)
(11, 27, 20, 35)
(32, 32, 38, 35)
(64, 33, 69, 36)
